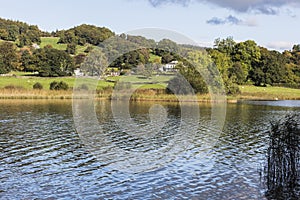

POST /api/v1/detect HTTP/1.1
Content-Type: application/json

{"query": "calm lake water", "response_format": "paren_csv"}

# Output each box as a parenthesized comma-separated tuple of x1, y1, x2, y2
(0, 100, 299, 199)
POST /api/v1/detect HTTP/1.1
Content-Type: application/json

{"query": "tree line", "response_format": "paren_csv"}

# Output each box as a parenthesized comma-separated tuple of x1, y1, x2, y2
(207, 37, 300, 90)
(0, 18, 43, 47)
(1, 17, 300, 94)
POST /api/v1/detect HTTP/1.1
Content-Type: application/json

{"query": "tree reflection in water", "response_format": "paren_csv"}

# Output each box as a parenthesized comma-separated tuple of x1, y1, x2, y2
(264, 113, 300, 199)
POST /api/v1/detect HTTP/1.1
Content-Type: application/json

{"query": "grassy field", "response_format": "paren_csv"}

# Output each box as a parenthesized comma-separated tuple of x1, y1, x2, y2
(237, 85, 300, 100)
(40, 37, 67, 51)
(40, 37, 89, 55)
(106, 74, 173, 89)
(0, 76, 115, 90)
(0, 74, 300, 100)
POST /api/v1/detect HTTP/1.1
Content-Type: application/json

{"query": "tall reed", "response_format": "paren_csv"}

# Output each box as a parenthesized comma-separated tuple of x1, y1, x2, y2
(264, 113, 300, 199)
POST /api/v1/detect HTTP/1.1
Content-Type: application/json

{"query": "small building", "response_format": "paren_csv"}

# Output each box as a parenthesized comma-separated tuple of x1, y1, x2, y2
(160, 61, 178, 72)
(74, 68, 84, 76)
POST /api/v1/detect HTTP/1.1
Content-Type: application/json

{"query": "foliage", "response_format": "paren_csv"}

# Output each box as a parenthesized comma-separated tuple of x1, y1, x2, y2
(50, 81, 69, 90)
(136, 63, 154, 78)
(0, 18, 41, 46)
(1, 16, 300, 91)
(81, 48, 108, 76)
(126, 34, 156, 48)
(250, 47, 287, 86)
(33, 82, 43, 90)
(66, 43, 76, 54)
(167, 74, 195, 95)
(74, 54, 86, 68)
(32, 46, 75, 77)
(224, 79, 240, 95)
(209, 37, 300, 88)
(167, 61, 209, 95)
(58, 24, 114, 46)
(0, 42, 19, 74)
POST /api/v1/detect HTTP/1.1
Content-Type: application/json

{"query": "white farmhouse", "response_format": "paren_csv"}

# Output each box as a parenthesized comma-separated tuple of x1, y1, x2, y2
(161, 60, 178, 72)
(74, 68, 84, 76)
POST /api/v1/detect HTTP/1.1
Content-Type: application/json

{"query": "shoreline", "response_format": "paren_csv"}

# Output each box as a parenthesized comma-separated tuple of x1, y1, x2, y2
(0, 88, 299, 102)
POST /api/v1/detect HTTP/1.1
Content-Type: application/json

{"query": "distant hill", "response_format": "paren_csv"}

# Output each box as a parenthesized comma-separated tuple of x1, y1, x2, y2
(0, 17, 44, 47)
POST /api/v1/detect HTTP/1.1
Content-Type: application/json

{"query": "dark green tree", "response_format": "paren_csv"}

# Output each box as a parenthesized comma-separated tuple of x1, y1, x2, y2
(213, 37, 236, 54)
(0, 42, 18, 74)
(249, 47, 287, 86)
(20, 49, 33, 71)
(232, 40, 261, 83)
(33, 46, 75, 77)
(66, 43, 76, 54)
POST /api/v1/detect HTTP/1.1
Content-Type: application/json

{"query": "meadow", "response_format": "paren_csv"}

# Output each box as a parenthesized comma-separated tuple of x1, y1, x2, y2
(0, 73, 299, 101)
(40, 37, 90, 55)
(237, 85, 300, 100)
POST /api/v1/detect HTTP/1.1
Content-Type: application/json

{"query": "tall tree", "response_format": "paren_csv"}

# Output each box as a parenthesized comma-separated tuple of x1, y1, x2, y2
(81, 48, 108, 76)
(33, 46, 75, 77)
(232, 40, 261, 83)
(213, 37, 236, 55)
(0, 42, 18, 74)
(250, 47, 286, 86)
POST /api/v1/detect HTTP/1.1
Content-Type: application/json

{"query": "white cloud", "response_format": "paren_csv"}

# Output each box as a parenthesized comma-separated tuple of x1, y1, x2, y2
(148, 0, 300, 15)
(266, 41, 294, 51)
(207, 15, 258, 27)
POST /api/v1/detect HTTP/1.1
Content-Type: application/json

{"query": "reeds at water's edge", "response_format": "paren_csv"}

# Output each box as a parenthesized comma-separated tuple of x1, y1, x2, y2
(263, 113, 300, 199)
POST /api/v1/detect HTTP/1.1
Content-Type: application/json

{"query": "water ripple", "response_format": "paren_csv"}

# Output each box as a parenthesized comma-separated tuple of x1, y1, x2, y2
(0, 101, 298, 199)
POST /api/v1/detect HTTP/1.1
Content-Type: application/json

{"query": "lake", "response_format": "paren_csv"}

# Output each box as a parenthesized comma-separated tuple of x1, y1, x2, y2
(0, 100, 299, 199)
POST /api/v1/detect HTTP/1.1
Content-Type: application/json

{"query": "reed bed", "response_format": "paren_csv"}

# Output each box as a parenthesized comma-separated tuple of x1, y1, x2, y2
(264, 113, 300, 199)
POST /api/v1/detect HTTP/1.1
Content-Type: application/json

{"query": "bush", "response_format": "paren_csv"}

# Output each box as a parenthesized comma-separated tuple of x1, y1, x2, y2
(4, 85, 24, 90)
(33, 82, 43, 90)
(50, 81, 69, 90)
(225, 82, 241, 95)
(223, 79, 241, 95)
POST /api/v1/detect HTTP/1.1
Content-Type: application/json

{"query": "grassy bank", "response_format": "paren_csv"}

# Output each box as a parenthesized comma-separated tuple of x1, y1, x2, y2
(235, 85, 300, 100)
(0, 75, 299, 101)
(0, 88, 74, 99)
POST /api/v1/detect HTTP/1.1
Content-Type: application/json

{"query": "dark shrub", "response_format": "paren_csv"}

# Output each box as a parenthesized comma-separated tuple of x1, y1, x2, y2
(33, 82, 43, 90)
(4, 85, 24, 90)
(4, 85, 16, 90)
(50, 81, 69, 90)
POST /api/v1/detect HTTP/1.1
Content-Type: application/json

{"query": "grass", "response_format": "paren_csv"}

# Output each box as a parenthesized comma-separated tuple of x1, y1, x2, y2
(238, 85, 300, 100)
(0, 76, 115, 91)
(0, 88, 74, 99)
(40, 37, 89, 55)
(8, 71, 37, 76)
(40, 37, 67, 51)
(0, 76, 75, 90)
(1, 74, 300, 101)
(106, 74, 173, 89)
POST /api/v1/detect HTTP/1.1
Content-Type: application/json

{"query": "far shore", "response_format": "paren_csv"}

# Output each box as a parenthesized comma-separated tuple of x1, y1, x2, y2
(0, 87, 299, 102)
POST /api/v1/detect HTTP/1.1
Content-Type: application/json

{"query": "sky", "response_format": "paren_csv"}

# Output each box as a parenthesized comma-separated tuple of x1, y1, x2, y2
(0, 0, 299, 51)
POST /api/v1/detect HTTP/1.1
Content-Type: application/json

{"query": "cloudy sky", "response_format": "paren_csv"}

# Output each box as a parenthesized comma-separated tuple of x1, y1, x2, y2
(0, 0, 299, 50)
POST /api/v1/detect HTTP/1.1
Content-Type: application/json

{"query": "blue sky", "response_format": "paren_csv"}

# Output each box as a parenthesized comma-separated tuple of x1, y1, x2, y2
(0, 0, 299, 51)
